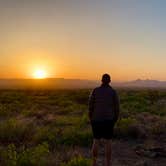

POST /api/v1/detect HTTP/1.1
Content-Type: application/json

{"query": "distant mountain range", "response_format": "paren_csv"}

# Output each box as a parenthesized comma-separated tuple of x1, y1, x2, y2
(0, 78, 166, 89)
(114, 79, 166, 88)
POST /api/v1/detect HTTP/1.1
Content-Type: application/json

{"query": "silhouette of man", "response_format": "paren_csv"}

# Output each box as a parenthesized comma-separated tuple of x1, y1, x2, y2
(89, 74, 120, 166)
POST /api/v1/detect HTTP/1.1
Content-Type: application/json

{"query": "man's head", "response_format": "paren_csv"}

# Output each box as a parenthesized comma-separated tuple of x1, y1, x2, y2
(101, 73, 111, 85)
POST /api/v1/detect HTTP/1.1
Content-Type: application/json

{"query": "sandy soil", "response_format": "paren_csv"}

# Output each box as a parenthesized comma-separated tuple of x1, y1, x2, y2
(83, 140, 166, 166)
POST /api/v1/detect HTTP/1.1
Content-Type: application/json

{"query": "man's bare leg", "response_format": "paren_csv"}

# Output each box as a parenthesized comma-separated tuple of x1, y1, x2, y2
(91, 139, 99, 166)
(104, 139, 112, 166)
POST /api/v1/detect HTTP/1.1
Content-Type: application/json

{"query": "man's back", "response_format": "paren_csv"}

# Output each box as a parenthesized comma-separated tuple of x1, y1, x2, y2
(89, 84, 119, 122)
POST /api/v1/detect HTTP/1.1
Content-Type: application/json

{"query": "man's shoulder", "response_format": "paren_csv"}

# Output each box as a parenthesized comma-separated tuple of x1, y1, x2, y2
(93, 86, 116, 90)
(93, 86, 115, 92)
(92, 86, 101, 92)
(110, 87, 116, 92)
(94, 86, 101, 90)
(110, 87, 118, 95)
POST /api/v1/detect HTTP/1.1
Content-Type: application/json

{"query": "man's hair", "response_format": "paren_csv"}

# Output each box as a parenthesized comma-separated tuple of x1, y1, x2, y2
(102, 73, 111, 84)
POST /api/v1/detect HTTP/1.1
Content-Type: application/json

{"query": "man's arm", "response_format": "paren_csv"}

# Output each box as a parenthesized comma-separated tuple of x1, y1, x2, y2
(88, 90, 95, 122)
(113, 90, 120, 123)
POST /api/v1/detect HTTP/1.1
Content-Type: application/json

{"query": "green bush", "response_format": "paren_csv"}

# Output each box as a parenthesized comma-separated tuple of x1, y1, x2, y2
(151, 121, 166, 135)
(115, 117, 145, 139)
(0, 144, 17, 166)
(32, 127, 57, 147)
(0, 143, 49, 166)
(0, 104, 9, 117)
(17, 142, 49, 166)
(79, 113, 89, 128)
(0, 119, 35, 144)
(59, 127, 92, 146)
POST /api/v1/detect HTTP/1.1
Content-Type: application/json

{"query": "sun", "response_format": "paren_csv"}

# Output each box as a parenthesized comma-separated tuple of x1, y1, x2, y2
(33, 69, 47, 79)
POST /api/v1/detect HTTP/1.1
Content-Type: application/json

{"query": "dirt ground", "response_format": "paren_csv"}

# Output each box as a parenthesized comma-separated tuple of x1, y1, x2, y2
(83, 140, 166, 166)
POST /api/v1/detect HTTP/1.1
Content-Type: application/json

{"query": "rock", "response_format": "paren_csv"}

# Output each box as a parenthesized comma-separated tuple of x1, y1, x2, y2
(135, 145, 166, 158)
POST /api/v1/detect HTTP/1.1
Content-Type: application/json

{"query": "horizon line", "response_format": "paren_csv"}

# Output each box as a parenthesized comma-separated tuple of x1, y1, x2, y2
(0, 77, 166, 82)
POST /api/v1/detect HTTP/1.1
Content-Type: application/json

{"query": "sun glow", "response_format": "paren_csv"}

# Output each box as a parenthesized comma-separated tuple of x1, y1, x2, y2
(33, 69, 47, 79)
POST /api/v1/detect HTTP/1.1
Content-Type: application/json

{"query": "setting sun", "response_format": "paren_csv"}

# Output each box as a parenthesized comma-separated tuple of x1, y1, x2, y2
(33, 69, 47, 79)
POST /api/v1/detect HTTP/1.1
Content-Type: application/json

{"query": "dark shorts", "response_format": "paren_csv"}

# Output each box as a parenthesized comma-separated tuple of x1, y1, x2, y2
(91, 120, 115, 139)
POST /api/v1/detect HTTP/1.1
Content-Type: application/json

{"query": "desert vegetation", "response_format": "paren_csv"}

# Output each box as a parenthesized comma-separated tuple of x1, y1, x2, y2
(0, 89, 166, 166)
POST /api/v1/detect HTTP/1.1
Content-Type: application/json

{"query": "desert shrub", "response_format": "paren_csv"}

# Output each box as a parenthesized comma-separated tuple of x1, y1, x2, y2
(119, 90, 153, 114)
(0, 91, 31, 114)
(115, 117, 146, 139)
(56, 103, 86, 116)
(21, 109, 36, 117)
(56, 99, 74, 107)
(78, 113, 89, 128)
(0, 119, 35, 144)
(32, 126, 57, 147)
(53, 115, 81, 127)
(58, 105, 77, 114)
(0, 144, 17, 166)
(17, 142, 49, 166)
(151, 120, 166, 135)
(0, 103, 25, 117)
(0, 143, 49, 166)
(21, 104, 40, 117)
(68, 90, 89, 105)
(147, 90, 160, 104)
(0, 104, 9, 117)
(121, 99, 149, 113)
(149, 99, 166, 116)
(59, 127, 92, 146)
(0, 91, 28, 104)
(61, 156, 91, 166)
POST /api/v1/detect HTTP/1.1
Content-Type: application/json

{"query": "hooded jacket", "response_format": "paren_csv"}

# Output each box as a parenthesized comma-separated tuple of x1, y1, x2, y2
(88, 84, 119, 122)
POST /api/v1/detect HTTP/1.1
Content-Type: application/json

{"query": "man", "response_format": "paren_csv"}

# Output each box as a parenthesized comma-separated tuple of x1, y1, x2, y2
(89, 74, 120, 166)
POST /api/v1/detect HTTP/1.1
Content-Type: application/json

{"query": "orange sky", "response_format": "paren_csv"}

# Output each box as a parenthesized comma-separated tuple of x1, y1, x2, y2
(0, 1, 166, 81)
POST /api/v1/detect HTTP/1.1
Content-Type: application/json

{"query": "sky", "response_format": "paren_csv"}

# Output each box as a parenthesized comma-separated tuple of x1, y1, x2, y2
(0, 0, 166, 81)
